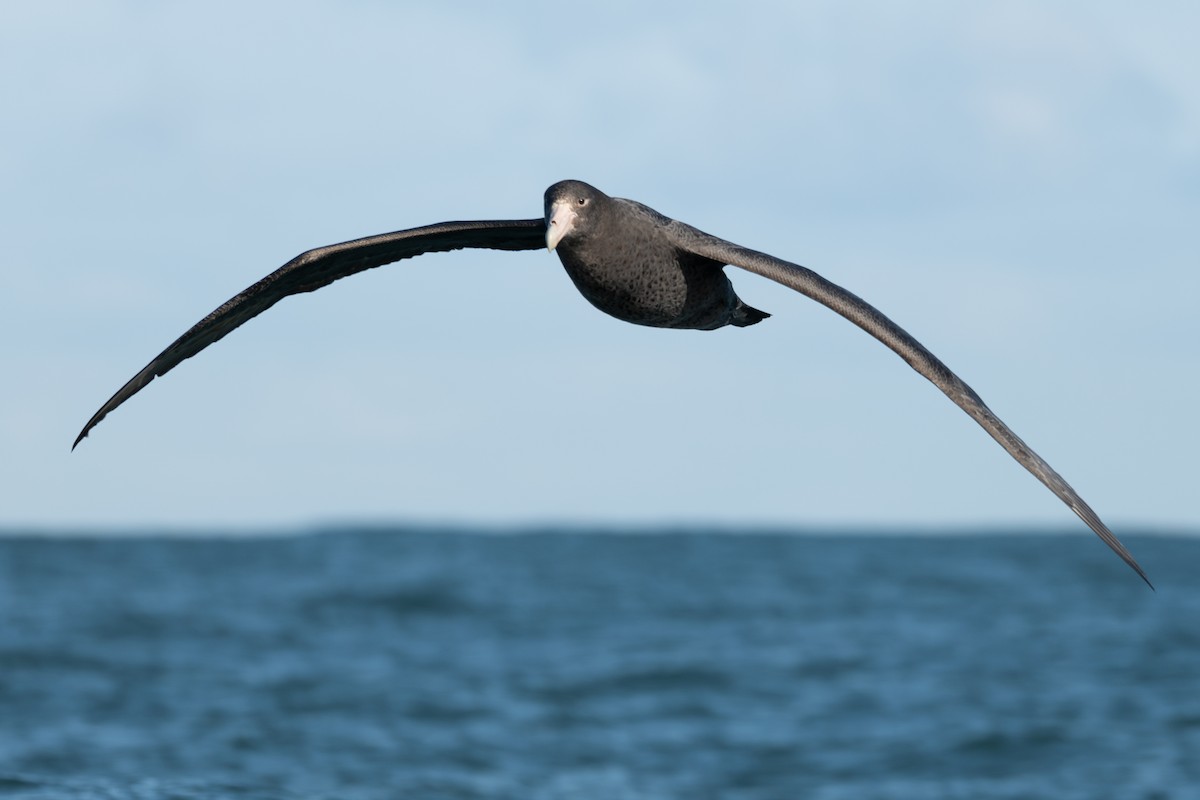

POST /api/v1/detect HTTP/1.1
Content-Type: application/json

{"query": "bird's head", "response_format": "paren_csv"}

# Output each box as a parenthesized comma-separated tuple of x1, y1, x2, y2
(544, 180, 605, 252)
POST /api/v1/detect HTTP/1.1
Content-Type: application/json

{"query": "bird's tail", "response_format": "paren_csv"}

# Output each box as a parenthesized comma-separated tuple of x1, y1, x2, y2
(731, 302, 770, 327)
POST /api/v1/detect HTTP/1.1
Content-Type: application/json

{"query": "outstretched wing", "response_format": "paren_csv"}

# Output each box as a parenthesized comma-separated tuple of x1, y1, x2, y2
(74, 218, 546, 449)
(665, 219, 1151, 587)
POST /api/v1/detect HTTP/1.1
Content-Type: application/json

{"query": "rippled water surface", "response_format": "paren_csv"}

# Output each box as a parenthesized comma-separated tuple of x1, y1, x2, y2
(0, 529, 1197, 799)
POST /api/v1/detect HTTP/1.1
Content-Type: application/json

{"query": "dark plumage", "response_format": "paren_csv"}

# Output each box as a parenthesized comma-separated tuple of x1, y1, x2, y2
(74, 179, 1150, 586)
(545, 181, 769, 330)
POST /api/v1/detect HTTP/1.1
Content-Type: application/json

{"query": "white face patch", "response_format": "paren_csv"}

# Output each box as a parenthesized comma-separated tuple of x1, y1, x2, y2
(545, 202, 579, 251)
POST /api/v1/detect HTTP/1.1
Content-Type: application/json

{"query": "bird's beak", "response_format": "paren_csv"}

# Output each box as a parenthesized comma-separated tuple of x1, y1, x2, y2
(545, 202, 577, 252)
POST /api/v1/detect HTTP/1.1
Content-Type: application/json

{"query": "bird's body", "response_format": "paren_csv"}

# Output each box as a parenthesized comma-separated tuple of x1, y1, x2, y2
(74, 179, 1151, 586)
(547, 183, 767, 330)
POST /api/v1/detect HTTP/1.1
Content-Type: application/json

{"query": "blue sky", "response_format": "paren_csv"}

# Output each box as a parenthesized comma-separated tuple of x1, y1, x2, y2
(2, 2, 1196, 533)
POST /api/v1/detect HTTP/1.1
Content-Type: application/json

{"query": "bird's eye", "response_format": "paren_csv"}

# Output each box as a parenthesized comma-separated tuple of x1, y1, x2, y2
(577, 197, 588, 206)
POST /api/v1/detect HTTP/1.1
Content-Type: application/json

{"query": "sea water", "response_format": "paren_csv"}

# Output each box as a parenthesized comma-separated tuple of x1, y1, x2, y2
(0, 529, 1196, 799)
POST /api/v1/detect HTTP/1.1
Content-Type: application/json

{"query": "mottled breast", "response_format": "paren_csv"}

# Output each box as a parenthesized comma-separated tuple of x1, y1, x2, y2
(555, 203, 740, 330)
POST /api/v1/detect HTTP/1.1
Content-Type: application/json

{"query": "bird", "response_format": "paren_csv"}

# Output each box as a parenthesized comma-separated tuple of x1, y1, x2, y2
(73, 179, 1151, 586)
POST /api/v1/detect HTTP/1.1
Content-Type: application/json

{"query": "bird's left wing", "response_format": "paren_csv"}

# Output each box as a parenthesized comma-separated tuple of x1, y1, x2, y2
(664, 219, 1150, 586)
(73, 218, 546, 449)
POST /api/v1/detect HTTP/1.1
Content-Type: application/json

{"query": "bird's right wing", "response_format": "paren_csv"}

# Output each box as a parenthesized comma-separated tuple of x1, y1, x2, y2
(664, 218, 1151, 587)
(73, 218, 546, 449)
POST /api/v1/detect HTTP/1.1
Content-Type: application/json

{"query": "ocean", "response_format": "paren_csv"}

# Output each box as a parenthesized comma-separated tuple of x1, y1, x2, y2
(0, 528, 1196, 799)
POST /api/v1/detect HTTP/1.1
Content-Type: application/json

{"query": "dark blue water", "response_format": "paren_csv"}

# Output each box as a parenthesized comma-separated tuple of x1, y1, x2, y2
(1, 529, 1197, 799)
